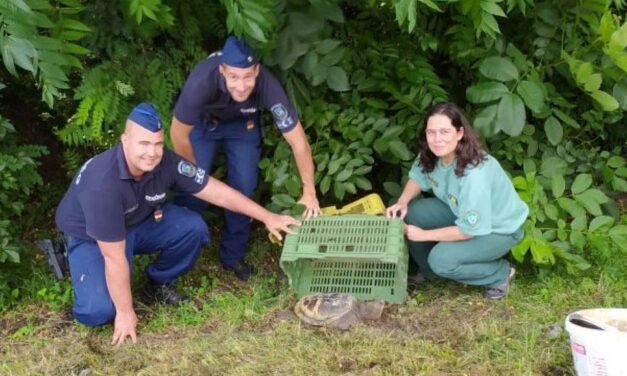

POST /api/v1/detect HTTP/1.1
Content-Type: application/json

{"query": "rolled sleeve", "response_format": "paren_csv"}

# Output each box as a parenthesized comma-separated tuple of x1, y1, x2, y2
(166, 152, 210, 194)
(258, 68, 299, 133)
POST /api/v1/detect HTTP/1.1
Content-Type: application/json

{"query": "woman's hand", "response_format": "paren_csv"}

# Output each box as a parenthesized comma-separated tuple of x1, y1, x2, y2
(386, 201, 408, 219)
(404, 224, 427, 242)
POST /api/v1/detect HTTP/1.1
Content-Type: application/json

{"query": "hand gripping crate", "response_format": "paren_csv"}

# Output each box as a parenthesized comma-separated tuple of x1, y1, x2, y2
(280, 215, 408, 303)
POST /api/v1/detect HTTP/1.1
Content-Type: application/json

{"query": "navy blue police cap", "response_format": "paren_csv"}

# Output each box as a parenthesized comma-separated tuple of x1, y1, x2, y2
(127, 102, 162, 132)
(221, 36, 258, 68)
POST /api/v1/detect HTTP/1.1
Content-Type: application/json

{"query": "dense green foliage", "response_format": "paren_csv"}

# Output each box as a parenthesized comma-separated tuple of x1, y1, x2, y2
(0, 0, 625, 275)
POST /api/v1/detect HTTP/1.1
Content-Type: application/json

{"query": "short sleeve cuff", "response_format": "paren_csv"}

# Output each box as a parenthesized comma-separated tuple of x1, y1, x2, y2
(409, 164, 431, 191)
(455, 213, 491, 236)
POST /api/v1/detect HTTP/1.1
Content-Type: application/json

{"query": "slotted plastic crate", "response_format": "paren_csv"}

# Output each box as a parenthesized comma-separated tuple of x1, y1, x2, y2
(280, 215, 408, 303)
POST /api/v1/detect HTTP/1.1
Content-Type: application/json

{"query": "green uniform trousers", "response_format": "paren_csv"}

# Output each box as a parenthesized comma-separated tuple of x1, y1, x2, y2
(405, 197, 523, 288)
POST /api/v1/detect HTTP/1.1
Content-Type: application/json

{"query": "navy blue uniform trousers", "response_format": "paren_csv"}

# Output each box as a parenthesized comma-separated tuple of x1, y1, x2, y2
(175, 117, 261, 267)
(68, 204, 209, 326)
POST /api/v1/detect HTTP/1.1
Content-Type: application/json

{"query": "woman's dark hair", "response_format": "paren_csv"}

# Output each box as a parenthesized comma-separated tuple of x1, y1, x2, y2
(418, 102, 486, 177)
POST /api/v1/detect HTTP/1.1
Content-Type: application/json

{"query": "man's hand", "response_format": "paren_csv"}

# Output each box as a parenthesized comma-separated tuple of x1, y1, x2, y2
(111, 310, 138, 346)
(298, 192, 321, 220)
(386, 201, 408, 219)
(404, 224, 427, 242)
(264, 214, 301, 242)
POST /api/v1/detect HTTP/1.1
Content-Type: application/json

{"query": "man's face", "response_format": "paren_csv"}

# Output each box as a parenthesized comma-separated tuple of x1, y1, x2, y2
(121, 121, 164, 178)
(219, 64, 259, 102)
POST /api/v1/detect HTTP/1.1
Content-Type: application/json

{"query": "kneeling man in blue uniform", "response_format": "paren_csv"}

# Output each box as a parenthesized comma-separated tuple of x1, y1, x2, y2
(55, 103, 298, 345)
(171, 36, 321, 281)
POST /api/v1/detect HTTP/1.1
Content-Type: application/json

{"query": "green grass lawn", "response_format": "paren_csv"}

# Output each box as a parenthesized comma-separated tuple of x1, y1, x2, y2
(1, 229, 625, 376)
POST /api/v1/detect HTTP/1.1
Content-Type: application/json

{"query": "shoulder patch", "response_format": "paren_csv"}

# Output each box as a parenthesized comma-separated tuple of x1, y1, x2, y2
(270, 103, 288, 121)
(194, 167, 206, 184)
(177, 161, 197, 177)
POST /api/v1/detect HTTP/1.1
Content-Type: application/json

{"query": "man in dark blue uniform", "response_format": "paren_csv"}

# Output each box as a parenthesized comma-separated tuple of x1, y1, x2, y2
(55, 103, 298, 346)
(171, 36, 321, 281)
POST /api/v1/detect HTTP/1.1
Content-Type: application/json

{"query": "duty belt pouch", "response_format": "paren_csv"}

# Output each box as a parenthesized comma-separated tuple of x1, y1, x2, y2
(36, 233, 70, 279)
(203, 113, 219, 131)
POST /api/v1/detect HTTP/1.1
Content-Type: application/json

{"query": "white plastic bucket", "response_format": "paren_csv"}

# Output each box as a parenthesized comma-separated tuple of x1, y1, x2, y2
(564, 308, 627, 376)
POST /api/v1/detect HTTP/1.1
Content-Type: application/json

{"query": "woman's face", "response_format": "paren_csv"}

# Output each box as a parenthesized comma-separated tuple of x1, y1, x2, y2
(425, 114, 464, 164)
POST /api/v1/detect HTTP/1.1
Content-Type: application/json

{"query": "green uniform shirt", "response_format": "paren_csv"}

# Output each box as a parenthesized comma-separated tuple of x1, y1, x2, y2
(409, 154, 529, 236)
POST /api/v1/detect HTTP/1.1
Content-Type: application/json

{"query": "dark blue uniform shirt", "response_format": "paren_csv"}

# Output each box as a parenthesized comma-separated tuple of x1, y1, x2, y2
(55, 144, 209, 242)
(174, 51, 299, 132)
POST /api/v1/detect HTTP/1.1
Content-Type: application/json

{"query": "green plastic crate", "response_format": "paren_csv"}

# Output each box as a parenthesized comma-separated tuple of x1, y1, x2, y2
(280, 215, 408, 303)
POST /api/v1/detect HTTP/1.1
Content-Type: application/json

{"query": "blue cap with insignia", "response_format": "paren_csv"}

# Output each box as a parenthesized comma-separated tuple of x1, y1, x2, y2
(128, 102, 162, 132)
(221, 36, 258, 68)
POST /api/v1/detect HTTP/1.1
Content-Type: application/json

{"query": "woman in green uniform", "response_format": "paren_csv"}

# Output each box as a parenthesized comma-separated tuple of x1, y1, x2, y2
(386, 102, 528, 299)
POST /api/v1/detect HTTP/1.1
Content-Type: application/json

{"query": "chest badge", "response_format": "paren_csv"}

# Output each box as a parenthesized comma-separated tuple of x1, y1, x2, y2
(448, 194, 458, 206)
(246, 118, 255, 131)
(154, 207, 163, 223)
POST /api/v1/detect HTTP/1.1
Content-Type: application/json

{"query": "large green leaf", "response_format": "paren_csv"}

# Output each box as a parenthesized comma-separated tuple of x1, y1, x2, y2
(320, 175, 331, 194)
(480, 1, 506, 16)
(573, 194, 601, 216)
(516, 80, 545, 112)
(552, 108, 580, 129)
(311, 0, 345, 23)
(497, 93, 525, 136)
(584, 73, 602, 92)
(589, 216, 614, 232)
(389, 140, 413, 160)
(541, 156, 568, 178)
(326, 66, 350, 92)
(557, 197, 586, 218)
(479, 56, 519, 82)
(315, 39, 342, 54)
(272, 193, 296, 207)
(575, 62, 593, 84)
(333, 181, 346, 200)
(383, 181, 401, 196)
(551, 174, 565, 198)
(571, 174, 592, 195)
(569, 231, 586, 250)
(354, 176, 372, 190)
(544, 116, 563, 145)
(613, 81, 627, 111)
(609, 225, 627, 252)
(530, 239, 556, 264)
(336, 168, 353, 182)
(466, 82, 509, 103)
(591, 90, 619, 111)
(511, 235, 531, 262)
(473, 104, 499, 135)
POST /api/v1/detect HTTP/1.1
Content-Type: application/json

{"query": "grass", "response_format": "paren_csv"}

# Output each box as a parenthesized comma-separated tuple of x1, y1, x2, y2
(0, 228, 625, 376)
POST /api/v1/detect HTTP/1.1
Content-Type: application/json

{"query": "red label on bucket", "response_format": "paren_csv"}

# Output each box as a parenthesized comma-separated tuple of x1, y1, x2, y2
(572, 342, 586, 355)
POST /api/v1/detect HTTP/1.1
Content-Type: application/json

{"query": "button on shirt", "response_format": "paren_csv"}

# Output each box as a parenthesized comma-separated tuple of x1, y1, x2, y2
(55, 144, 209, 242)
(409, 154, 529, 236)
(174, 52, 299, 132)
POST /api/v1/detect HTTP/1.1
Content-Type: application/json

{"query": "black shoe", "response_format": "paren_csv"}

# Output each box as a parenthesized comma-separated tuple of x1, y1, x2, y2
(223, 260, 255, 281)
(143, 282, 188, 305)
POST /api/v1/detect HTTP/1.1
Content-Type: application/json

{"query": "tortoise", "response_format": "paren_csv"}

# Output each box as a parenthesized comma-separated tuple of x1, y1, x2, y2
(294, 293, 385, 330)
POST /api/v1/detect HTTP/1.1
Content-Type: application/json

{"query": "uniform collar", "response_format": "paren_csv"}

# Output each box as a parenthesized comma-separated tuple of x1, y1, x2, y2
(116, 144, 134, 180)
(115, 143, 162, 181)
(438, 158, 457, 170)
